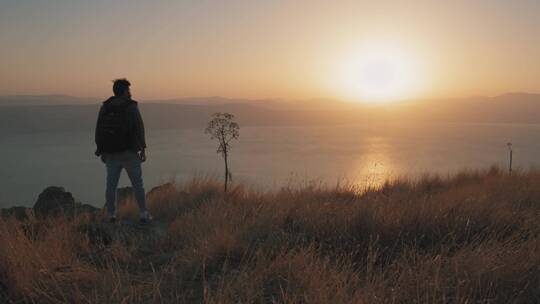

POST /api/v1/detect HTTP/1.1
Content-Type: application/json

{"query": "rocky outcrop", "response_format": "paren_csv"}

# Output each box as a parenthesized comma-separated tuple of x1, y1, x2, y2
(74, 203, 100, 217)
(33, 186, 75, 218)
(0, 206, 30, 221)
(78, 220, 167, 247)
(0, 276, 7, 302)
(2, 182, 186, 221)
(117, 187, 134, 206)
(147, 182, 176, 196)
(147, 183, 189, 202)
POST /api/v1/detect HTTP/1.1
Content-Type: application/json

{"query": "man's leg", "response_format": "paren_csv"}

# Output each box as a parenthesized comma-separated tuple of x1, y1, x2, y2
(124, 156, 148, 218)
(105, 159, 123, 219)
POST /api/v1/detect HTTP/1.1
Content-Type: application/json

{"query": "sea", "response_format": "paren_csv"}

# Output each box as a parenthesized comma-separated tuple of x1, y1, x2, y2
(2, 122, 540, 207)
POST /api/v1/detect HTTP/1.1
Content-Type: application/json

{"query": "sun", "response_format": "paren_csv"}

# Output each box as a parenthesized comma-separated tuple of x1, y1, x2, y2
(335, 43, 422, 103)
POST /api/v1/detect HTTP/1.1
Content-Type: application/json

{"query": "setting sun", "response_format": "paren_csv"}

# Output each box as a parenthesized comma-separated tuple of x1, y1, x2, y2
(335, 43, 423, 103)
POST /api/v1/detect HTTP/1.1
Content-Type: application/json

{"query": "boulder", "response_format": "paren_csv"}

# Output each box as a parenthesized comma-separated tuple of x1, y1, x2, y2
(77, 220, 166, 247)
(33, 186, 75, 218)
(77, 223, 113, 246)
(147, 182, 176, 196)
(1, 206, 30, 221)
(117, 187, 134, 206)
(147, 182, 190, 204)
(0, 276, 7, 302)
(74, 203, 100, 216)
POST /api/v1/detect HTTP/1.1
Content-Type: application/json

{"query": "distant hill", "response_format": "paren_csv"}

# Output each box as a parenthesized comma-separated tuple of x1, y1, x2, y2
(0, 94, 284, 108)
(0, 95, 100, 106)
(0, 93, 539, 134)
(0, 102, 367, 134)
(392, 92, 540, 123)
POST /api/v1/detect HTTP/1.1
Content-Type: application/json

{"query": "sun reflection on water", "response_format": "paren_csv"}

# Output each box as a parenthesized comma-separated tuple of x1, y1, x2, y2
(354, 137, 399, 189)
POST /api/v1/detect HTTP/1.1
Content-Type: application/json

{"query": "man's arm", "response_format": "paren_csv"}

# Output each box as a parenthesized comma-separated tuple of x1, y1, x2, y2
(129, 102, 147, 152)
(94, 105, 105, 156)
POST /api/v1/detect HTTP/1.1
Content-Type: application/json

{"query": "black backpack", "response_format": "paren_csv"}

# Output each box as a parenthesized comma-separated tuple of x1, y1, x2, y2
(96, 101, 133, 153)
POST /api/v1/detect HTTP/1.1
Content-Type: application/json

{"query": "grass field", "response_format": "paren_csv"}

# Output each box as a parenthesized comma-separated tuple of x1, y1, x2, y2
(1, 167, 539, 303)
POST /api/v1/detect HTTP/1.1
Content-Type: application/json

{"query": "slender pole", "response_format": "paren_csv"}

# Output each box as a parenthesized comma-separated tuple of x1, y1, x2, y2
(509, 148, 513, 176)
(224, 149, 229, 192)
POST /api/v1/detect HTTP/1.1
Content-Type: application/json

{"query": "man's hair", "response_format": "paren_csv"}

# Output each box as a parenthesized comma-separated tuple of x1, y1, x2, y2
(112, 78, 131, 96)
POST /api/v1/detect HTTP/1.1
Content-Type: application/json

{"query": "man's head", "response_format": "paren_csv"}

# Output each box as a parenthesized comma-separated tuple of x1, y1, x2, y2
(112, 78, 131, 98)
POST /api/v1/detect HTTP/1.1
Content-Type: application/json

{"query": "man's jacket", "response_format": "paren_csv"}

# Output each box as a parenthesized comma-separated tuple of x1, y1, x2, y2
(95, 96, 146, 156)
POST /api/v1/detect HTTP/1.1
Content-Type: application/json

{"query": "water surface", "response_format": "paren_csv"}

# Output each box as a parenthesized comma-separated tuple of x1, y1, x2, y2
(1, 122, 539, 207)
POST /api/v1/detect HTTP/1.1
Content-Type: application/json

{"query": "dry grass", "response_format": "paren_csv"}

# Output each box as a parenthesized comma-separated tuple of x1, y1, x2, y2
(1, 166, 539, 303)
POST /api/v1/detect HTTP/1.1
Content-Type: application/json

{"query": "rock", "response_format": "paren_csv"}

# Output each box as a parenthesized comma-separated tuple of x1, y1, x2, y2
(147, 182, 176, 196)
(147, 183, 189, 202)
(0, 277, 7, 302)
(1, 206, 30, 221)
(21, 220, 48, 240)
(78, 223, 113, 246)
(77, 219, 167, 247)
(117, 187, 134, 206)
(33, 186, 75, 218)
(178, 190, 190, 201)
(74, 203, 100, 216)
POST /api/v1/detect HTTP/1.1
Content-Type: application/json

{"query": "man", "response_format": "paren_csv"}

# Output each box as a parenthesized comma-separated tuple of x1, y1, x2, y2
(95, 78, 151, 223)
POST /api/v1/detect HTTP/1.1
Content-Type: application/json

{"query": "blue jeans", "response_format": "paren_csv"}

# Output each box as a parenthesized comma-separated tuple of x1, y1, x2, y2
(104, 151, 147, 217)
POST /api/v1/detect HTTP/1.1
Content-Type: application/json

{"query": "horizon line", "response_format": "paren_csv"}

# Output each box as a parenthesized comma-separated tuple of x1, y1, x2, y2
(1, 91, 539, 103)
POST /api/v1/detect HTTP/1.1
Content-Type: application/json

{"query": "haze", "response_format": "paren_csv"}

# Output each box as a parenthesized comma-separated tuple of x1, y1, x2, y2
(1, 0, 540, 101)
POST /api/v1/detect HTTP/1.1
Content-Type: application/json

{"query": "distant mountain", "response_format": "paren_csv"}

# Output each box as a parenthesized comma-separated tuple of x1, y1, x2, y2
(0, 93, 539, 134)
(393, 92, 540, 123)
(492, 92, 540, 101)
(0, 102, 367, 134)
(0, 94, 352, 110)
(0, 94, 287, 108)
(0, 95, 100, 106)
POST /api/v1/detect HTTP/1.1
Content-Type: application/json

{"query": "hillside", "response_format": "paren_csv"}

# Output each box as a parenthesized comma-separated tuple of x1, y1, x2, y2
(0, 102, 367, 134)
(1, 93, 540, 134)
(0, 168, 539, 303)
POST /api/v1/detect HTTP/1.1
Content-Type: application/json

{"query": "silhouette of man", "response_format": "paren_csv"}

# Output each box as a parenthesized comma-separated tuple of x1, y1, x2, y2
(94, 78, 151, 223)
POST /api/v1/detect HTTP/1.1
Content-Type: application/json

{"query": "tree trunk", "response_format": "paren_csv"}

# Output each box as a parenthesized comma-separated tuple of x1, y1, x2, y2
(224, 151, 229, 192)
(509, 149, 513, 176)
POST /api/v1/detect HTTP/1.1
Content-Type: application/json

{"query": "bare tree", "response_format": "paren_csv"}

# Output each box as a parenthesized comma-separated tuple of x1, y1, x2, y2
(507, 142, 513, 175)
(205, 112, 240, 192)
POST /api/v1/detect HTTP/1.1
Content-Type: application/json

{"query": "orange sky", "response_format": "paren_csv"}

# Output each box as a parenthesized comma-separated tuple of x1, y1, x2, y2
(1, 1, 539, 101)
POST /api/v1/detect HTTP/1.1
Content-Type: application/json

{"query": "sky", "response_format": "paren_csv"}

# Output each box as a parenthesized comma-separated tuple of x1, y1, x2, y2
(1, 0, 539, 101)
